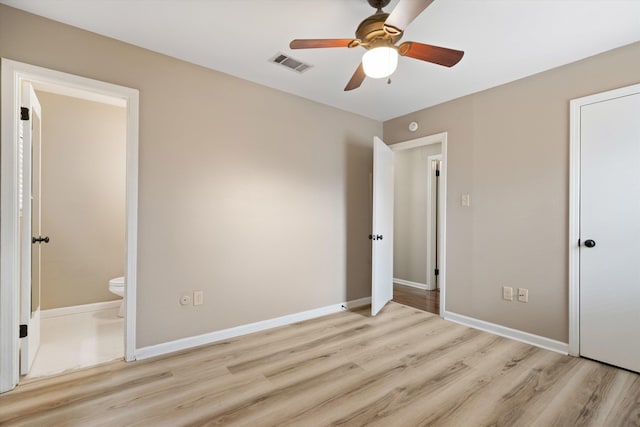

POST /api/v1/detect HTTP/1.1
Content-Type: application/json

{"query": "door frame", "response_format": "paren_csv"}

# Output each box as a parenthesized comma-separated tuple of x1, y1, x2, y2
(426, 153, 442, 291)
(389, 132, 447, 315)
(0, 58, 139, 392)
(568, 82, 640, 357)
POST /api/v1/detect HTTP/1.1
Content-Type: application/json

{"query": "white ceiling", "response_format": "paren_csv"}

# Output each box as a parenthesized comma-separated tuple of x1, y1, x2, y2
(3, 0, 640, 121)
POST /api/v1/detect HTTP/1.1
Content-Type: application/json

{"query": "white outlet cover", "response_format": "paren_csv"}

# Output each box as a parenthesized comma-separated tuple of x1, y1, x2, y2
(518, 288, 529, 302)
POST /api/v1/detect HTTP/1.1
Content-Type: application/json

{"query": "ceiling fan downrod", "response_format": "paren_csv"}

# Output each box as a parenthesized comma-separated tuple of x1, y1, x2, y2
(367, 0, 391, 13)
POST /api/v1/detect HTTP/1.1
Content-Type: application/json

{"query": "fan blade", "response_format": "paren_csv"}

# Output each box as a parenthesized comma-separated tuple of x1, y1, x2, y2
(344, 63, 366, 91)
(290, 39, 355, 49)
(398, 41, 464, 67)
(384, 0, 434, 35)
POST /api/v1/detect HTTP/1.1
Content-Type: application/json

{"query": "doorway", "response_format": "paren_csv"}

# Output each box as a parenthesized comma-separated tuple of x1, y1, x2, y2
(370, 133, 447, 317)
(569, 83, 640, 373)
(1, 59, 139, 393)
(392, 143, 441, 315)
(25, 86, 127, 379)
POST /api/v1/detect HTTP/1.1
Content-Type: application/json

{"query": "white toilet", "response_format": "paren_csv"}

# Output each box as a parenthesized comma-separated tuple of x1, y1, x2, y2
(108, 276, 125, 317)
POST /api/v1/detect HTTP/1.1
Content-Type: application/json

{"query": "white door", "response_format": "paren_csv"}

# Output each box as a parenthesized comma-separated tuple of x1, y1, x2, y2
(20, 83, 43, 375)
(371, 136, 394, 316)
(580, 91, 640, 373)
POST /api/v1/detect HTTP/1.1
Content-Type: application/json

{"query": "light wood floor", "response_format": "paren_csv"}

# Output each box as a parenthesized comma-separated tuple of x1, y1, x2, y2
(1, 302, 639, 426)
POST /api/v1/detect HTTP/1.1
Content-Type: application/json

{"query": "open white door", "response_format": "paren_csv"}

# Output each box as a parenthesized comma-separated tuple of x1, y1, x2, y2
(19, 83, 42, 375)
(371, 136, 394, 316)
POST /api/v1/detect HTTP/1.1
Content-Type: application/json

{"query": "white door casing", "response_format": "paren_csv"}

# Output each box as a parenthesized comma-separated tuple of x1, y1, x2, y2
(569, 83, 640, 373)
(1, 58, 139, 393)
(371, 136, 394, 316)
(426, 154, 442, 291)
(20, 83, 42, 375)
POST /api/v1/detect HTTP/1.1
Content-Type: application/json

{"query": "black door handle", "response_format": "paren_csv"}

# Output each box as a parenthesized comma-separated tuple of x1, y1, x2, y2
(584, 239, 596, 248)
(32, 236, 50, 244)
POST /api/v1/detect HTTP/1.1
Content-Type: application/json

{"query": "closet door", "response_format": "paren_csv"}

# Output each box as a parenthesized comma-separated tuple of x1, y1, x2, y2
(579, 91, 640, 373)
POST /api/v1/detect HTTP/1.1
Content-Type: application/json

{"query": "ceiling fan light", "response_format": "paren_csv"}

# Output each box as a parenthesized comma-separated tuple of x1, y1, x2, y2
(362, 47, 398, 79)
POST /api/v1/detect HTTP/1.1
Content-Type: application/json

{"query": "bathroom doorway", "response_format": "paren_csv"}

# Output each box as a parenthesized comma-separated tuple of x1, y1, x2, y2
(1, 59, 139, 393)
(23, 86, 127, 379)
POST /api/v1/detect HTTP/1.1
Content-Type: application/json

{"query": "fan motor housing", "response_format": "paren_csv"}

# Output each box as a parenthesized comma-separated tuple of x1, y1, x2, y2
(355, 12, 403, 48)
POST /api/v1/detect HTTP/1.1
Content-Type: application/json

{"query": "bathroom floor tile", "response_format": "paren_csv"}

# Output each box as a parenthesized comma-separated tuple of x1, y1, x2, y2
(25, 307, 124, 380)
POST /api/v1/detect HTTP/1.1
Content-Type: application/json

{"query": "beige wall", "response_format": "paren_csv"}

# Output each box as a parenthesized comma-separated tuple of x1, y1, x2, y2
(37, 91, 126, 309)
(0, 5, 381, 347)
(384, 41, 640, 342)
(393, 143, 441, 286)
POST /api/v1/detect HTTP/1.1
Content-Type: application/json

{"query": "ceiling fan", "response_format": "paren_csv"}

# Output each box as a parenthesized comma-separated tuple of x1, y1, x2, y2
(289, 0, 464, 91)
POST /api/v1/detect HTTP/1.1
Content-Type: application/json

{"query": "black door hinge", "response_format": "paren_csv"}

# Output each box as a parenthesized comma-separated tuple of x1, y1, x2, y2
(435, 170, 440, 177)
(20, 107, 29, 121)
(19, 324, 28, 338)
(434, 268, 439, 276)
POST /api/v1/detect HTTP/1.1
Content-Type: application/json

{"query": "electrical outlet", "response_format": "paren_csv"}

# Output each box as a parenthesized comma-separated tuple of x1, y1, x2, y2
(193, 290, 204, 306)
(180, 294, 191, 305)
(518, 288, 529, 303)
(461, 193, 471, 207)
(502, 286, 513, 301)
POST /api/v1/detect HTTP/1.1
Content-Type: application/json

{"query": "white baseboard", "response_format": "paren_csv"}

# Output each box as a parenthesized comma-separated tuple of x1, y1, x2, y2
(135, 296, 372, 360)
(393, 278, 429, 290)
(443, 311, 569, 355)
(41, 300, 122, 319)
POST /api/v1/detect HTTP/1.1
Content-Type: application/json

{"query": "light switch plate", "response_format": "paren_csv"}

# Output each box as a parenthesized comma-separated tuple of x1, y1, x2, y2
(193, 290, 204, 306)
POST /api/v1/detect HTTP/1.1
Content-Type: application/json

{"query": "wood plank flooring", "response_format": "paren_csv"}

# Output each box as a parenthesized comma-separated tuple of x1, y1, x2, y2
(393, 283, 439, 314)
(1, 302, 638, 426)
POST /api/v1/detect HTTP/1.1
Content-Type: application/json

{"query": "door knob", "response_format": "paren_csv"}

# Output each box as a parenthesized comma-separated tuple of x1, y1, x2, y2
(584, 239, 596, 248)
(32, 236, 50, 244)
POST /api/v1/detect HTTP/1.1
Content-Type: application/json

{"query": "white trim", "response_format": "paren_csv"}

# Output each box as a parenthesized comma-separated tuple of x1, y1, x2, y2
(389, 132, 448, 316)
(443, 310, 569, 355)
(124, 82, 139, 363)
(1, 58, 21, 393)
(426, 153, 442, 292)
(41, 301, 122, 319)
(0, 58, 139, 393)
(31, 81, 126, 107)
(568, 82, 640, 357)
(568, 94, 582, 357)
(136, 297, 372, 360)
(389, 132, 445, 151)
(393, 278, 427, 290)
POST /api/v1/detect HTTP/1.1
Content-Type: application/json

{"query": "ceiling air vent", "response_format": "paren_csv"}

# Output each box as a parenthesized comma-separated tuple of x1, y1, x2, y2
(270, 53, 312, 73)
